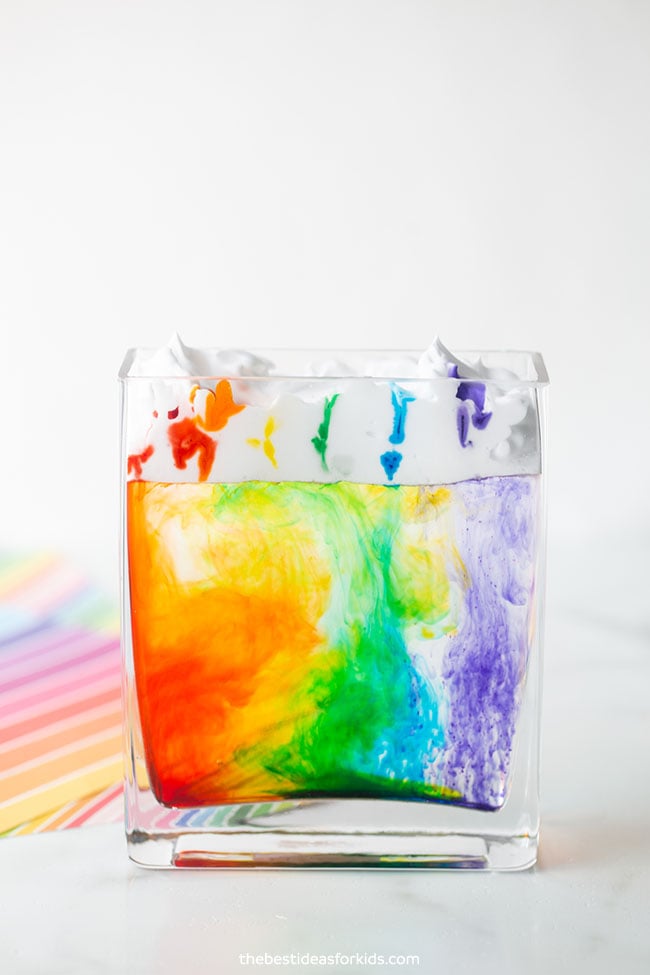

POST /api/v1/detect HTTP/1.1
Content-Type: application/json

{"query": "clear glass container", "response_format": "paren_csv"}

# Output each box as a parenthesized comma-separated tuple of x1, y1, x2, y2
(119, 348, 548, 869)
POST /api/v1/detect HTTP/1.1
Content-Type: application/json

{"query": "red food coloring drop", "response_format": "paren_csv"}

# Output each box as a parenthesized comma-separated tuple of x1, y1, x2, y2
(168, 417, 216, 482)
(153, 410, 158, 418)
(168, 407, 179, 420)
(127, 444, 154, 478)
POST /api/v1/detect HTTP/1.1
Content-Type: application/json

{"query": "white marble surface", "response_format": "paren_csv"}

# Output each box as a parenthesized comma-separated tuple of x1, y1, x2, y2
(1, 535, 649, 974)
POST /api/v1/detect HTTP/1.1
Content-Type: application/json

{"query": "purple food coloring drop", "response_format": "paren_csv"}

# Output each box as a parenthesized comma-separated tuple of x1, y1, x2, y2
(457, 404, 472, 448)
(456, 381, 492, 431)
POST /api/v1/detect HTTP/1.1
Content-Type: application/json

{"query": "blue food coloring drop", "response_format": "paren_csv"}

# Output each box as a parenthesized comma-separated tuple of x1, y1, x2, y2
(380, 450, 403, 481)
(388, 387, 416, 446)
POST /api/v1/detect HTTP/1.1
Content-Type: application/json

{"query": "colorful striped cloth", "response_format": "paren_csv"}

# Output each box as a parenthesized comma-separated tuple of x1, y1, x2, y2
(0, 552, 123, 835)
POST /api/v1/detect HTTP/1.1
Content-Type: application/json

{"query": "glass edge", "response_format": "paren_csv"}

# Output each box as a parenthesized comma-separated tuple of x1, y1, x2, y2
(118, 348, 550, 386)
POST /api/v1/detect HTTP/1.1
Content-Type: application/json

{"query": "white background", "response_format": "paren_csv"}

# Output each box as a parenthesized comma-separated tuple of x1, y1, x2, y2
(1, 5, 649, 972)
(1, 0, 649, 596)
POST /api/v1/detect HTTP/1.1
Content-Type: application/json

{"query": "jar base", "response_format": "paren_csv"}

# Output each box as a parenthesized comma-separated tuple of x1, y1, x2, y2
(127, 826, 538, 871)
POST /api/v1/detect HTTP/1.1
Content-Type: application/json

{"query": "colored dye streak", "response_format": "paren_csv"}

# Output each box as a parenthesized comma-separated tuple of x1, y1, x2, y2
(127, 476, 539, 811)
(168, 417, 216, 481)
(195, 379, 246, 432)
(380, 450, 403, 480)
(311, 394, 339, 471)
(388, 387, 415, 445)
(127, 444, 154, 478)
(456, 380, 492, 432)
(248, 416, 278, 468)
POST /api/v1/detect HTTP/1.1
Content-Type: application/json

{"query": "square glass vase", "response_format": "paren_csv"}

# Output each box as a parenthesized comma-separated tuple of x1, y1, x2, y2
(120, 347, 548, 869)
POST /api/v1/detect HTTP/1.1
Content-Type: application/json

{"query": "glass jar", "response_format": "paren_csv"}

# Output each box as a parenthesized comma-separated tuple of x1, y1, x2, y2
(120, 346, 548, 869)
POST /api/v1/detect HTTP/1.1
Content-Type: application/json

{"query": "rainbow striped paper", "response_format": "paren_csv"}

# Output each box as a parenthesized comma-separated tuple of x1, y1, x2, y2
(0, 552, 123, 835)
